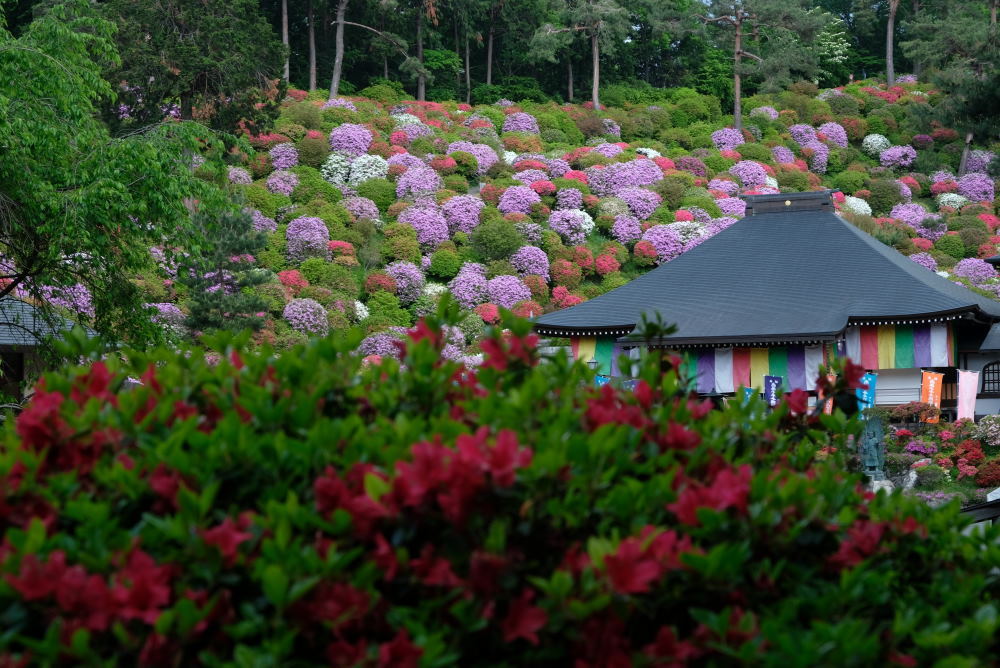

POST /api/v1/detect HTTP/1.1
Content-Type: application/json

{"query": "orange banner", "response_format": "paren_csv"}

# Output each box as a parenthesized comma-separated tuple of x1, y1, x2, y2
(818, 373, 837, 415)
(920, 371, 944, 423)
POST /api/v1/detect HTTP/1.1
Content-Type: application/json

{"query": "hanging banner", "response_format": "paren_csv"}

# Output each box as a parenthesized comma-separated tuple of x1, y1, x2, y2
(957, 370, 979, 421)
(742, 386, 756, 404)
(595, 375, 611, 388)
(856, 372, 878, 415)
(763, 375, 783, 407)
(920, 371, 944, 423)
(819, 373, 837, 415)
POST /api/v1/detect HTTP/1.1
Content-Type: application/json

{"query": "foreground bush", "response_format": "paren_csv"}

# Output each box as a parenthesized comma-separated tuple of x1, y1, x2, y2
(2, 313, 1000, 665)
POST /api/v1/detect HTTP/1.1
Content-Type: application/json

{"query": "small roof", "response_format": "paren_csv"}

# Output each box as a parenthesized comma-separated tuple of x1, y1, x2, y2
(534, 191, 1000, 345)
(0, 298, 83, 346)
(980, 322, 1000, 352)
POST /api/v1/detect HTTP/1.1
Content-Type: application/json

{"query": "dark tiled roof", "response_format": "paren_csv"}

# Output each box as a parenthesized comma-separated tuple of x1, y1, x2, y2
(534, 191, 1000, 343)
(0, 298, 82, 346)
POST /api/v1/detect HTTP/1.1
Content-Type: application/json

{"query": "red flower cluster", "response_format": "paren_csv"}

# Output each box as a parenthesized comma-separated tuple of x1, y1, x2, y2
(480, 331, 539, 372)
(278, 269, 309, 294)
(529, 179, 555, 195)
(828, 519, 887, 570)
(604, 526, 694, 594)
(668, 465, 753, 526)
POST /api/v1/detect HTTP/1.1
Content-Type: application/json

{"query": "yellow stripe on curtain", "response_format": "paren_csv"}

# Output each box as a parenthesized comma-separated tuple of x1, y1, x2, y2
(877, 325, 895, 369)
(749, 348, 769, 389)
(576, 337, 596, 363)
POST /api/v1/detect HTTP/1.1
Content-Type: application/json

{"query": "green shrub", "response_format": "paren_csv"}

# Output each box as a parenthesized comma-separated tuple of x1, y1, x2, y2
(914, 465, 947, 489)
(776, 170, 811, 192)
(833, 170, 868, 195)
(296, 136, 329, 167)
(827, 94, 861, 117)
(3, 321, 997, 665)
(867, 179, 904, 216)
(299, 258, 359, 297)
(933, 234, 966, 260)
(274, 122, 307, 142)
(736, 143, 773, 163)
(254, 281, 288, 315)
(357, 178, 397, 214)
(930, 249, 958, 269)
(429, 248, 461, 280)
(283, 102, 322, 129)
(652, 175, 693, 209)
(959, 227, 990, 256)
(359, 80, 406, 104)
(678, 196, 722, 218)
(471, 219, 525, 262)
(290, 167, 341, 204)
(243, 185, 287, 218)
(365, 289, 411, 326)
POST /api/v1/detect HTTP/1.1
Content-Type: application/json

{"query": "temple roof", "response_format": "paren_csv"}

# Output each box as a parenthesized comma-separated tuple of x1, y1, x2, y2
(0, 298, 87, 346)
(533, 191, 1000, 345)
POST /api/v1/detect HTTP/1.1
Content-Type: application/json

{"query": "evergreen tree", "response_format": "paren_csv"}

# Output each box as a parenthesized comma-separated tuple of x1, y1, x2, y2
(101, 0, 286, 132)
(699, 1, 829, 129)
(180, 209, 269, 335)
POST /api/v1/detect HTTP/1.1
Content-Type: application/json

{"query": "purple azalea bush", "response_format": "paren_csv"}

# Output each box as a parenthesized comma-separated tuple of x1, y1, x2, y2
(448, 262, 488, 308)
(342, 196, 381, 221)
(750, 106, 778, 120)
(618, 187, 662, 220)
(442, 195, 485, 234)
(227, 167, 252, 185)
(556, 188, 584, 210)
(675, 156, 707, 178)
(771, 146, 795, 164)
(711, 128, 745, 152)
(818, 122, 848, 148)
(266, 169, 299, 196)
(707, 179, 740, 196)
(396, 166, 442, 199)
(611, 215, 642, 245)
(269, 143, 299, 169)
(283, 298, 329, 336)
(328, 123, 372, 157)
(510, 246, 550, 279)
(908, 252, 937, 272)
(502, 112, 540, 134)
(486, 275, 531, 309)
(498, 185, 541, 215)
(957, 173, 995, 202)
(250, 209, 277, 233)
(953, 258, 998, 285)
(40, 283, 95, 318)
(789, 124, 817, 146)
(879, 145, 918, 169)
(717, 197, 747, 217)
(587, 160, 663, 196)
(592, 143, 624, 158)
(398, 205, 449, 247)
(286, 216, 331, 262)
(447, 141, 499, 175)
(729, 160, 767, 187)
(968, 150, 996, 173)
(641, 225, 683, 263)
(803, 140, 829, 174)
(385, 261, 426, 303)
(147, 302, 186, 328)
(548, 209, 591, 244)
(323, 97, 358, 111)
(890, 203, 932, 229)
(358, 331, 404, 359)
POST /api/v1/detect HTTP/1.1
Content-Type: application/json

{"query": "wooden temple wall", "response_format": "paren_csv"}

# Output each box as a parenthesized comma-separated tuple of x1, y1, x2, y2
(567, 323, 958, 394)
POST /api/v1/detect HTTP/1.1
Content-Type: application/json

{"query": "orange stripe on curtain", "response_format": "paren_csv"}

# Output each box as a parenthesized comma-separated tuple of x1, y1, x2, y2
(570, 338, 580, 359)
(860, 326, 879, 369)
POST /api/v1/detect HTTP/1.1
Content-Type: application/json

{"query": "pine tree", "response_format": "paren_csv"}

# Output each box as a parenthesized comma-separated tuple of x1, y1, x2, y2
(181, 210, 270, 335)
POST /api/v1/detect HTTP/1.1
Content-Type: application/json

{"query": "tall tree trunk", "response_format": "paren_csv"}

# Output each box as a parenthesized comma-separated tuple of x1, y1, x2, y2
(567, 59, 573, 102)
(992, 0, 997, 25)
(910, 0, 921, 78)
(308, 0, 317, 91)
(733, 19, 743, 131)
(384, 56, 389, 79)
(330, 0, 348, 97)
(416, 8, 425, 101)
(454, 15, 461, 95)
(590, 30, 600, 110)
(486, 24, 495, 85)
(464, 32, 471, 103)
(959, 132, 974, 175)
(180, 92, 193, 121)
(886, 0, 899, 85)
(282, 0, 289, 82)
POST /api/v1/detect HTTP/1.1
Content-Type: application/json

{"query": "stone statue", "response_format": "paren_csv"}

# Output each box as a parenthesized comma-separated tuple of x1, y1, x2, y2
(860, 415, 886, 481)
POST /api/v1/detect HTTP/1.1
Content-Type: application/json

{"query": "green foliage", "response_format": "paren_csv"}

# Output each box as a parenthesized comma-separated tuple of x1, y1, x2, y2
(429, 249, 461, 280)
(0, 0, 240, 345)
(366, 290, 411, 327)
(356, 179, 397, 214)
(290, 167, 341, 204)
(736, 143, 773, 163)
(296, 136, 330, 168)
(776, 170, 811, 192)
(242, 185, 288, 218)
(933, 235, 966, 261)
(179, 209, 268, 334)
(4, 320, 1000, 665)
(359, 80, 406, 104)
(866, 179, 904, 216)
(833, 170, 868, 195)
(101, 0, 284, 132)
(471, 220, 525, 262)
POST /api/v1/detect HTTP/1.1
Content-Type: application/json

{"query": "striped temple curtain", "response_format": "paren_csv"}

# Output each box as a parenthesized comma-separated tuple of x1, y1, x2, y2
(841, 324, 953, 368)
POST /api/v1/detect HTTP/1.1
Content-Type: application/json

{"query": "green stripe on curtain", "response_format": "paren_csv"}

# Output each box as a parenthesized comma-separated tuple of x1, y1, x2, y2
(595, 338, 616, 375)
(894, 326, 914, 368)
(682, 352, 698, 385)
(768, 347, 788, 382)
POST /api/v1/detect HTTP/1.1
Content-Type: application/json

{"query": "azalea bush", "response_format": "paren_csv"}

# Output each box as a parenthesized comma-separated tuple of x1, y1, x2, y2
(3, 312, 1000, 665)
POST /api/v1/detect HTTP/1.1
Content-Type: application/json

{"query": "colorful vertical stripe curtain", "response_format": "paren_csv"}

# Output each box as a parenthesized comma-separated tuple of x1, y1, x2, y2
(843, 324, 952, 369)
(571, 336, 617, 374)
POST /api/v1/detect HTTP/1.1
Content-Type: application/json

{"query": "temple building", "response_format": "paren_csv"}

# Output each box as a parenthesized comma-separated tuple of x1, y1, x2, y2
(533, 191, 1000, 417)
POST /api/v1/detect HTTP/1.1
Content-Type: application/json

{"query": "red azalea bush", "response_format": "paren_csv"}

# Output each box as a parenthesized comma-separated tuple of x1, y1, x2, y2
(1, 314, 1000, 665)
(551, 259, 583, 288)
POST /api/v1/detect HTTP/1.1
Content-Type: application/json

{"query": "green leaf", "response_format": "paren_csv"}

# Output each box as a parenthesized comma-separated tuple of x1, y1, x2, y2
(262, 564, 289, 608)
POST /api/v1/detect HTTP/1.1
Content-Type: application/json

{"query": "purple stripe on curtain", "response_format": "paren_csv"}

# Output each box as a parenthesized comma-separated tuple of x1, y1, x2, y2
(611, 343, 623, 377)
(913, 326, 931, 367)
(697, 349, 715, 394)
(786, 346, 806, 390)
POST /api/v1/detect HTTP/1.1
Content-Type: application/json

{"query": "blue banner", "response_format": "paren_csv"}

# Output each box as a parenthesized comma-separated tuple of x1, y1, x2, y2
(856, 372, 877, 414)
(622, 379, 638, 392)
(742, 386, 756, 404)
(595, 375, 611, 387)
(764, 375, 783, 407)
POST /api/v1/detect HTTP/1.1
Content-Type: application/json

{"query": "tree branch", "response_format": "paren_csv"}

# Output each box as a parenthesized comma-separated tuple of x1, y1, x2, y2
(738, 49, 763, 63)
(544, 24, 591, 35)
(701, 15, 735, 26)
(341, 21, 409, 58)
